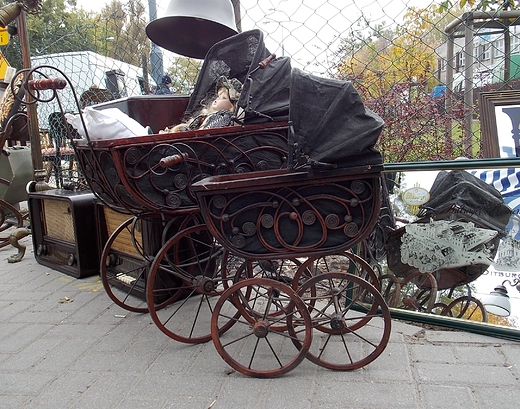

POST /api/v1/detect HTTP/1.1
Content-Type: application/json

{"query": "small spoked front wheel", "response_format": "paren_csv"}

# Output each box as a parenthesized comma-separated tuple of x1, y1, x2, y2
(293, 272, 391, 371)
(211, 278, 313, 378)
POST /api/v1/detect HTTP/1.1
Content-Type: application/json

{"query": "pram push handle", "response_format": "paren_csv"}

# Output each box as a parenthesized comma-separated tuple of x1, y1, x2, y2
(27, 78, 67, 91)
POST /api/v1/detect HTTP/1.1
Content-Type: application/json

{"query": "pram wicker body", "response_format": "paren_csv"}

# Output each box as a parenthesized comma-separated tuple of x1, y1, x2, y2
(193, 165, 382, 259)
(74, 121, 289, 215)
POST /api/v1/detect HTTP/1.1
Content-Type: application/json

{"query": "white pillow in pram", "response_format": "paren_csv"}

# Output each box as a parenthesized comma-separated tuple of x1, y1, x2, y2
(65, 107, 148, 140)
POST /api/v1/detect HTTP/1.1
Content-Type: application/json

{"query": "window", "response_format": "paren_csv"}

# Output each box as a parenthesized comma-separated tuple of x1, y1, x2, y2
(512, 33, 520, 54)
(494, 38, 504, 58)
(438, 57, 446, 72)
(456, 51, 465, 71)
(481, 44, 490, 61)
(474, 44, 490, 62)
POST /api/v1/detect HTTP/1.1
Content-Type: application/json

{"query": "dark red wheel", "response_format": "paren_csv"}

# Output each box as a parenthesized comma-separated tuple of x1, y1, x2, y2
(211, 277, 312, 378)
(293, 251, 381, 332)
(224, 258, 305, 331)
(439, 296, 488, 322)
(395, 271, 438, 313)
(100, 217, 150, 313)
(291, 272, 391, 371)
(147, 224, 238, 344)
(378, 273, 402, 307)
(292, 251, 380, 291)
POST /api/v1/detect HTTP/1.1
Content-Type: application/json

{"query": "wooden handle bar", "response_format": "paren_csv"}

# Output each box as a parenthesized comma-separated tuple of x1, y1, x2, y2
(159, 152, 189, 168)
(258, 53, 276, 69)
(27, 78, 67, 90)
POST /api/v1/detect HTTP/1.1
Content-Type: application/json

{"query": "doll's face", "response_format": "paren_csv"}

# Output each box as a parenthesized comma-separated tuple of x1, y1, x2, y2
(211, 88, 235, 112)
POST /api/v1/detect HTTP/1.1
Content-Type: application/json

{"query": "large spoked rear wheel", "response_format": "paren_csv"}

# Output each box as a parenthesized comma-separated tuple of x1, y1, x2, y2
(225, 258, 305, 332)
(211, 277, 313, 378)
(146, 224, 236, 344)
(100, 217, 150, 313)
(292, 251, 381, 332)
(292, 272, 391, 371)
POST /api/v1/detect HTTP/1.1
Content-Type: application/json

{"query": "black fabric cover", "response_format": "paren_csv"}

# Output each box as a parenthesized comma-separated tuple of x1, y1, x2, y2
(185, 29, 290, 123)
(418, 170, 511, 230)
(238, 56, 291, 123)
(289, 68, 384, 168)
(186, 30, 384, 168)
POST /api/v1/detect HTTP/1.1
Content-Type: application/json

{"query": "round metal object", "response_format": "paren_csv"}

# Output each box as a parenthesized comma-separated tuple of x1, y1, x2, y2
(165, 192, 182, 209)
(173, 173, 188, 190)
(125, 147, 141, 165)
(344, 222, 359, 237)
(292, 271, 391, 371)
(242, 221, 256, 236)
(211, 277, 312, 378)
(213, 195, 227, 209)
(302, 210, 316, 225)
(261, 214, 274, 228)
(325, 214, 340, 228)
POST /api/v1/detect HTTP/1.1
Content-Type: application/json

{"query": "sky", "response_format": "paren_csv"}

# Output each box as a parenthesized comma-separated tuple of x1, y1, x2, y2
(75, 0, 439, 74)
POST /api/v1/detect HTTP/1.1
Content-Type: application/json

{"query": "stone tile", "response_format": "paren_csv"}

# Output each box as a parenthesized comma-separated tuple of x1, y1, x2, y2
(0, 372, 55, 395)
(21, 371, 100, 409)
(313, 380, 418, 409)
(419, 385, 476, 409)
(414, 361, 518, 386)
(1, 336, 64, 371)
(1, 324, 55, 354)
(408, 343, 457, 364)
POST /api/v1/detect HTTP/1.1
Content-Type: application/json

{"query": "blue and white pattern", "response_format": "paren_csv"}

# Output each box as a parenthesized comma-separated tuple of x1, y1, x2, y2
(471, 168, 520, 240)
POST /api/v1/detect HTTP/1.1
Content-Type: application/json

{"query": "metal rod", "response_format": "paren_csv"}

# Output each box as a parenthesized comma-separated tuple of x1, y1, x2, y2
(231, 0, 241, 32)
(18, 10, 43, 172)
(383, 157, 520, 172)
(445, 10, 520, 34)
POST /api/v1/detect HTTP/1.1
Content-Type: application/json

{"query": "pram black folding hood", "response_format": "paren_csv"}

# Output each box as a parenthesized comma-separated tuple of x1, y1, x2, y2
(289, 68, 384, 169)
(185, 30, 383, 169)
(185, 29, 291, 123)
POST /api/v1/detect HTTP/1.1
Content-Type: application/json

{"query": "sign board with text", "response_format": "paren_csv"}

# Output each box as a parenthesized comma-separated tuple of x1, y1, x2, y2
(0, 28, 8, 46)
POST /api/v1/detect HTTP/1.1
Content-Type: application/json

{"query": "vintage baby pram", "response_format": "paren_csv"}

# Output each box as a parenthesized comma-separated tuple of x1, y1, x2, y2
(36, 29, 391, 377)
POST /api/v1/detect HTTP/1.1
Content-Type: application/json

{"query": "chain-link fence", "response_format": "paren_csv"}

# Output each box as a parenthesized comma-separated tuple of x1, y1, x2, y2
(2, 0, 520, 162)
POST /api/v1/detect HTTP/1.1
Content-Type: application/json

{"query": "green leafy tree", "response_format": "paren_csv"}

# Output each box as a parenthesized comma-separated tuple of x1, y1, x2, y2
(0, 0, 149, 72)
(167, 56, 202, 94)
(95, 0, 149, 67)
(335, 7, 443, 97)
(334, 5, 472, 161)
(1, 0, 99, 68)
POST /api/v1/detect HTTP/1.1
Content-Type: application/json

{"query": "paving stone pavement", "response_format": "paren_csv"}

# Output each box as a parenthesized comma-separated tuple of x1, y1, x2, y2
(1, 233, 520, 409)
